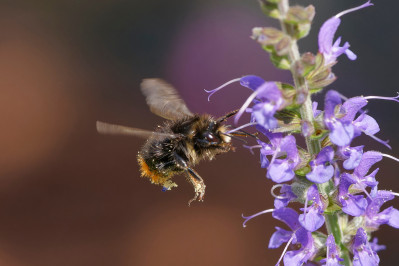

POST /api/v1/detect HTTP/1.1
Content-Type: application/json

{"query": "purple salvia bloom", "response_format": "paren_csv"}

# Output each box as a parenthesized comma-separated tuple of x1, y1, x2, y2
(269, 207, 301, 249)
(239, 75, 265, 91)
(283, 228, 317, 266)
(270, 208, 317, 265)
(258, 131, 300, 183)
(306, 146, 335, 183)
(299, 185, 325, 232)
(324, 90, 354, 146)
(348, 151, 382, 191)
(341, 96, 389, 147)
(352, 228, 380, 266)
(273, 184, 297, 209)
(320, 235, 344, 266)
(269, 226, 293, 249)
(338, 145, 364, 170)
(365, 189, 399, 230)
(204, 75, 265, 101)
(338, 173, 367, 216)
(235, 82, 283, 129)
(318, 1, 373, 65)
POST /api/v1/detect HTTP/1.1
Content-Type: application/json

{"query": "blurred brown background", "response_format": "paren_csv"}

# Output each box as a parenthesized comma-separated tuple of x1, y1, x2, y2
(0, 0, 398, 265)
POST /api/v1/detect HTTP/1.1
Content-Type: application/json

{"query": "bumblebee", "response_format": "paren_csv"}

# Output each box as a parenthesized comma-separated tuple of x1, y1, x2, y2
(97, 79, 241, 204)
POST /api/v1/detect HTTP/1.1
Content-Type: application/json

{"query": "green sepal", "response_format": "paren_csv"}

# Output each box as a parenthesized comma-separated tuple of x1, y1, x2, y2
(295, 147, 311, 171)
(269, 51, 291, 70)
(310, 128, 329, 140)
(295, 166, 311, 176)
(252, 27, 285, 46)
(305, 53, 337, 89)
(309, 87, 323, 94)
(285, 5, 315, 24)
(258, 0, 281, 19)
(294, 52, 316, 78)
(284, 5, 315, 40)
(290, 177, 312, 204)
(324, 203, 342, 214)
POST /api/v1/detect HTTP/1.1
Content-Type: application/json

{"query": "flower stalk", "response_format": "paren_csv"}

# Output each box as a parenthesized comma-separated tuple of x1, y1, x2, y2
(277, 0, 350, 264)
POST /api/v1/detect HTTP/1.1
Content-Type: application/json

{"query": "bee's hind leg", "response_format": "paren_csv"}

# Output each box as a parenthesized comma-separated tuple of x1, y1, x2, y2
(173, 152, 206, 206)
(186, 168, 206, 206)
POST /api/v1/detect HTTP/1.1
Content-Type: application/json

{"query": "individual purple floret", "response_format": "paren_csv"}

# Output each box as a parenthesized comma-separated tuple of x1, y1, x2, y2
(338, 173, 367, 216)
(298, 185, 325, 232)
(352, 228, 380, 266)
(318, 1, 373, 65)
(257, 131, 299, 183)
(306, 146, 335, 183)
(235, 81, 283, 130)
(273, 184, 297, 209)
(205, 75, 285, 130)
(324, 90, 354, 147)
(205, 75, 265, 101)
(320, 234, 344, 266)
(365, 189, 399, 230)
(340, 96, 389, 148)
(269, 208, 317, 265)
(341, 151, 382, 193)
(324, 91, 390, 148)
(338, 145, 364, 170)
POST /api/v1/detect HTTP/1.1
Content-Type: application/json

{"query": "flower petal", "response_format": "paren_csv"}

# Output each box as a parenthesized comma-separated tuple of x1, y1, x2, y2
(239, 75, 265, 91)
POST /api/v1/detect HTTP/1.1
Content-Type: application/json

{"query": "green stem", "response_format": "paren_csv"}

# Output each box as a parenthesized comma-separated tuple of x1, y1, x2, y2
(277, 0, 351, 265)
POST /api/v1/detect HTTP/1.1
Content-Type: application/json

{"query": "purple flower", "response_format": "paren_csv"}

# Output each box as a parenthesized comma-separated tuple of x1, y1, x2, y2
(352, 228, 380, 266)
(273, 184, 297, 209)
(324, 90, 354, 147)
(338, 145, 364, 170)
(340, 96, 389, 148)
(258, 131, 300, 183)
(320, 235, 344, 266)
(324, 91, 389, 148)
(236, 81, 283, 130)
(365, 189, 399, 230)
(341, 151, 382, 192)
(205, 75, 265, 101)
(269, 208, 317, 265)
(306, 146, 335, 183)
(318, 1, 373, 65)
(299, 185, 325, 232)
(338, 173, 368, 216)
(205, 75, 284, 130)
(269, 208, 301, 249)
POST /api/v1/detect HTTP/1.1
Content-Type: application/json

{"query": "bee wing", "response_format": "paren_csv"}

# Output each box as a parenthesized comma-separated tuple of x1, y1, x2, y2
(96, 121, 176, 139)
(141, 78, 193, 120)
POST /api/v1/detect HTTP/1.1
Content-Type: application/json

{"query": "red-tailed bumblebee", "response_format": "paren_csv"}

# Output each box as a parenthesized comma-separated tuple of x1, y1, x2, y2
(97, 79, 241, 205)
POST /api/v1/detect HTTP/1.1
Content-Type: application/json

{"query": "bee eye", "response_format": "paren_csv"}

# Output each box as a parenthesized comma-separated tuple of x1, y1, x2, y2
(205, 133, 216, 142)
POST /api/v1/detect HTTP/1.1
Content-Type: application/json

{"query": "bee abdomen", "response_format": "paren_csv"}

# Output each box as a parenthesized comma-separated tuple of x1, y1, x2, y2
(137, 155, 172, 186)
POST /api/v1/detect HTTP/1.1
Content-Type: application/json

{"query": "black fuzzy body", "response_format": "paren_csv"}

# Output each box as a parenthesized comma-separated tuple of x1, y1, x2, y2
(138, 114, 231, 178)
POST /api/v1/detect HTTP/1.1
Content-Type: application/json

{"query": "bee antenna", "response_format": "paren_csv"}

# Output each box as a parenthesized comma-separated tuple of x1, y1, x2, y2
(221, 132, 247, 144)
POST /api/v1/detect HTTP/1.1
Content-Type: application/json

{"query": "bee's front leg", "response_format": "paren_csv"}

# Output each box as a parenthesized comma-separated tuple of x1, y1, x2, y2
(173, 152, 206, 205)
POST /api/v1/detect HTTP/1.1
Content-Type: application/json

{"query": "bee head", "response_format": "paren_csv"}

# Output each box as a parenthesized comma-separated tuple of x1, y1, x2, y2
(194, 120, 229, 148)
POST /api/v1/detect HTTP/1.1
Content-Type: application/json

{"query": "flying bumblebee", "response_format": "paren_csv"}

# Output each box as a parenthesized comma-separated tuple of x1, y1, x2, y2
(97, 79, 242, 205)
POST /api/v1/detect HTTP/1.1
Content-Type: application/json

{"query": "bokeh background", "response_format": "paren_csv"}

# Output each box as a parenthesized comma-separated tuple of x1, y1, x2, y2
(0, 0, 398, 265)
